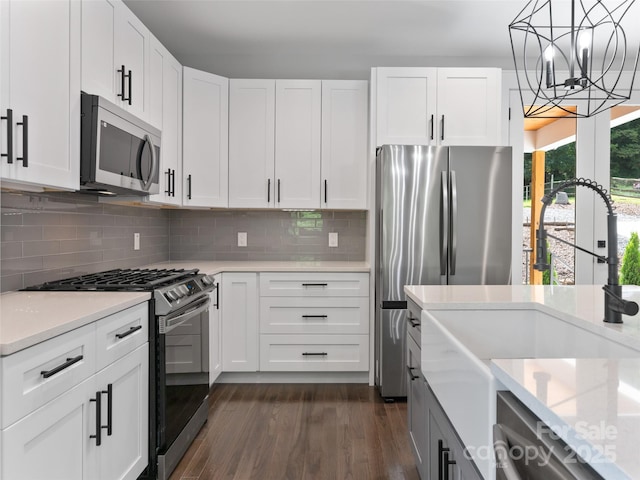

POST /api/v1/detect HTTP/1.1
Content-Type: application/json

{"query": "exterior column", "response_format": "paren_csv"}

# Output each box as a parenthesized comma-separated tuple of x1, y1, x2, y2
(530, 150, 545, 284)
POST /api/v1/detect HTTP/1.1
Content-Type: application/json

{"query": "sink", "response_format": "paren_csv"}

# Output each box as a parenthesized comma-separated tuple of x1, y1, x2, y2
(421, 308, 640, 480)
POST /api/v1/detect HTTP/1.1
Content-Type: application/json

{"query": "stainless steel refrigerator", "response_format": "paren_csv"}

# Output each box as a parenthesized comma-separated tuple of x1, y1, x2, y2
(375, 145, 513, 398)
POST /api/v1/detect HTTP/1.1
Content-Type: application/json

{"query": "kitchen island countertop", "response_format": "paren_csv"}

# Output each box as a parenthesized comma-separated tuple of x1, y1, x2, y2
(405, 284, 640, 480)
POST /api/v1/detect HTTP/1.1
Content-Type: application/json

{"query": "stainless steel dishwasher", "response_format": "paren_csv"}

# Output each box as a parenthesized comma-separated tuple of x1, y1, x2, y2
(494, 391, 604, 480)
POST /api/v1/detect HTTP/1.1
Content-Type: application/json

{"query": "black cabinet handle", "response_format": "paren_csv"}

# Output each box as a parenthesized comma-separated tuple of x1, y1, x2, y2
(215, 282, 220, 309)
(127, 69, 133, 105)
(302, 352, 327, 356)
(16, 115, 27, 167)
(90, 391, 102, 446)
(1, 108, 13, 163)
(187, 174, 192, 200)
(441, 115, 445, 142)
(301, 315, 328, 319)
(302, 283, 328, 287)
(430, 114, 434, 140)
(443, 449, 456, 480)
(171, 169, 176, 197)
(324, 179, 328, 204)
(104, 384, 113, 436)
(277, 179, 281, 203)
(408, 317, 420, 328)
(115, 325, 142, 339)
(406, 365, 419, 381)
(267, 178, 271, 203)
(41, 355, 83, 379)
(118, 65, 127, 102)
(165, 169, 171, 195)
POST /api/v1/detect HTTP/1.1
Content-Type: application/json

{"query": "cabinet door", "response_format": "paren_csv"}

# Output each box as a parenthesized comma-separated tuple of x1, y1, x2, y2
(1, 377, 94, 480)
(221, 272, 258, 372)
(81, 0, 118, 103)
(436, 68, 501, 146)
(407, 336, 427, 479)
(376, 67, 437, 146)
(0, 0, 80, 190)
(183, 67, 229, 208)
(113, 3, 149, 120)
(148, 38, 182, 206)
(94, 344, 149, 480)
(321, 80, 368, 209)
(228, 79, 276, 208)
(274, 80, 321, 209)
(208, 276, 222, 385)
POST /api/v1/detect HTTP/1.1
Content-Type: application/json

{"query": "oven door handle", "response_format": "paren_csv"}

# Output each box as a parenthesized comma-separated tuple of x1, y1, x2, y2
(159, 296, 210, 333)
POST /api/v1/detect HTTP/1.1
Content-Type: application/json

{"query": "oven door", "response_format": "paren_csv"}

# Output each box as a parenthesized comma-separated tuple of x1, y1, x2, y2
(157, 294, 211, 480)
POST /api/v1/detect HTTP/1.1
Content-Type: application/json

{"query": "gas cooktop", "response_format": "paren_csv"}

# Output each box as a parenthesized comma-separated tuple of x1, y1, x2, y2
(22, 268, 201, 292)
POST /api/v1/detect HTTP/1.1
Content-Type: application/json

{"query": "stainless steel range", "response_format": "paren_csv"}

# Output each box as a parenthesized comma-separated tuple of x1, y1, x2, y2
(24, 268, 219, 480)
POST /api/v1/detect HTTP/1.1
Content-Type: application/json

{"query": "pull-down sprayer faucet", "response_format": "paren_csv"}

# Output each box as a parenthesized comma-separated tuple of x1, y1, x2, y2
(534, 178, 639, 323)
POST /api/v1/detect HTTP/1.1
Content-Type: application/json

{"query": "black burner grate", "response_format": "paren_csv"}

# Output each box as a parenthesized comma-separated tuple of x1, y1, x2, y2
(23, 268, 199, 291)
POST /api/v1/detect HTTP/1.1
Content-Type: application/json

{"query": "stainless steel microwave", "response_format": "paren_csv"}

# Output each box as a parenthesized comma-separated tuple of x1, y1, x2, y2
(80, 92, 160, 195)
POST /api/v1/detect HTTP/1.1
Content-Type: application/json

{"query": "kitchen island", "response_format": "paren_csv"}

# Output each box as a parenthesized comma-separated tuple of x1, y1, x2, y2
(405, 284, 640, 480)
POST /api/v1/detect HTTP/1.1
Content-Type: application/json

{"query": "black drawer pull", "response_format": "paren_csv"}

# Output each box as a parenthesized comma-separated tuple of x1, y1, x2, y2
(267, 178, 271, 203)
(171, 169, 176, 197)
(104, 384, 113, 436)
(302, 352, 327, 356)
(301, 315, 328, 319)
(408, 318, 420, 328)
(165, 168, 171, 195)
(302, 283, 328, 287)
(1, 108, 13, 163)
(41, 355, 83, 379)
(187, 174, 192, 200)
(406, 365, 419, 381)
(115, 325, 142, 339)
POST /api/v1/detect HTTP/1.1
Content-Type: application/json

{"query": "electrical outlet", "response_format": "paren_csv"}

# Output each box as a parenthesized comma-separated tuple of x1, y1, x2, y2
(237, 232, 247, 247)
(329, 232, 338, 248)
(134, 233, 140, 250)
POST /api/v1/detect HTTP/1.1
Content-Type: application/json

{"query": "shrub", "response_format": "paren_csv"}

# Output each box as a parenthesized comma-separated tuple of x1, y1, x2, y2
(620, 232, 640, 285)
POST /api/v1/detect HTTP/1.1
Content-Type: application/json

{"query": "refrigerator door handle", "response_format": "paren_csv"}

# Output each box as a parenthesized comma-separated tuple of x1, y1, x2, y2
(450, 170, 458, 275)
(440, 171, 448, 276)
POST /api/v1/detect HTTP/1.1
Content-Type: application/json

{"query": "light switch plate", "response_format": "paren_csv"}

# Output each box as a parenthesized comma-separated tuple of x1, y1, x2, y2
(329, 232, 338, 248)
(238, 232, 247, 247)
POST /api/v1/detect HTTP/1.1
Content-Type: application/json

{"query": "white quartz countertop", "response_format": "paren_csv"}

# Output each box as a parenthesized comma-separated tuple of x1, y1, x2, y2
(0, 291, 150, 356)
(143, 260, 371, 275)
(405, 284, 640, 479)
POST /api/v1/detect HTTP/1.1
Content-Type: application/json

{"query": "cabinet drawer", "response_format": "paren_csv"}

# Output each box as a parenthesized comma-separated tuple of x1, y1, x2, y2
(1, 323, 96, 428)
(259, 272, 369, 297)
(95, 302, 148, 372)
(259, 334, 368, 372)
(260, 297, 369, 334)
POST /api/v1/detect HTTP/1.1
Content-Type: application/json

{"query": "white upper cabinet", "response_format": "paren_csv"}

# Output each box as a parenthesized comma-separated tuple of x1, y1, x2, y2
(275, 80, 322, 209)
(182, 67, 229, 208)
(375, 67, 501, 146)
(376, 67, 437, 146)
(147, 37, 182, 206)
(0, 0, 80, 191)
(228, 79, 275, 208)
(321, 80, 368, 209)
(81, 0, 150, 122)
(436, 68, 501, 146)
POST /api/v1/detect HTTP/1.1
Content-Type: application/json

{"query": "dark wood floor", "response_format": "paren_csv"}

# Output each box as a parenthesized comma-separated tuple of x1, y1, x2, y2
(169, 383, 420, 480)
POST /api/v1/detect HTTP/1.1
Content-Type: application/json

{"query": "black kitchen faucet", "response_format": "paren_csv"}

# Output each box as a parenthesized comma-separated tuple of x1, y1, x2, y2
(534, 177, 639, 323)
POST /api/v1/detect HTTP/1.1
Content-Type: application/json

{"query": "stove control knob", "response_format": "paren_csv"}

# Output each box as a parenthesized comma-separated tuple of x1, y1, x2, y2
(166, 290, 179, 301)
(178, 285, 189, 296)
(202, 275, 213, 286)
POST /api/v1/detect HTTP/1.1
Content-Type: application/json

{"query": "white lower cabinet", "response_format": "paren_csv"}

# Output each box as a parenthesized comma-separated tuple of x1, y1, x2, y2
(221, 272, 258, 372)
(258, 272, 369, 372)
(0, 303, 149, 480)
(208, 275, 222, 385)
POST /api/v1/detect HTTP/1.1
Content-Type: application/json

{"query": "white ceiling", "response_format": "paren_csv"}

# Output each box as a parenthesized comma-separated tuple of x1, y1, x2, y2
(123, 0, 640, 80)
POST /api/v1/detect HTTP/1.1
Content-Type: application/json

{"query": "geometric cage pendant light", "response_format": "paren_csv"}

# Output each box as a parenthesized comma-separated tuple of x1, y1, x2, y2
(509, 0, 640, 118)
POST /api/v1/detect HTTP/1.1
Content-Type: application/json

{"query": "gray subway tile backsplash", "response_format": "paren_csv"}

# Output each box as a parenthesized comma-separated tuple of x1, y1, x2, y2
(1, 191, 366, 292)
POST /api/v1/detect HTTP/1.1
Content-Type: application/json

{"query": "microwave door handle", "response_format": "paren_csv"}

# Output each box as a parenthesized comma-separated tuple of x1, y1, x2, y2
(140, 134, 158, 192)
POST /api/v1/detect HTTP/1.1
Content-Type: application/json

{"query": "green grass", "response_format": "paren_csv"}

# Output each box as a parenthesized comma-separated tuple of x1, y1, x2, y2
(612, 195, 640, 205)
